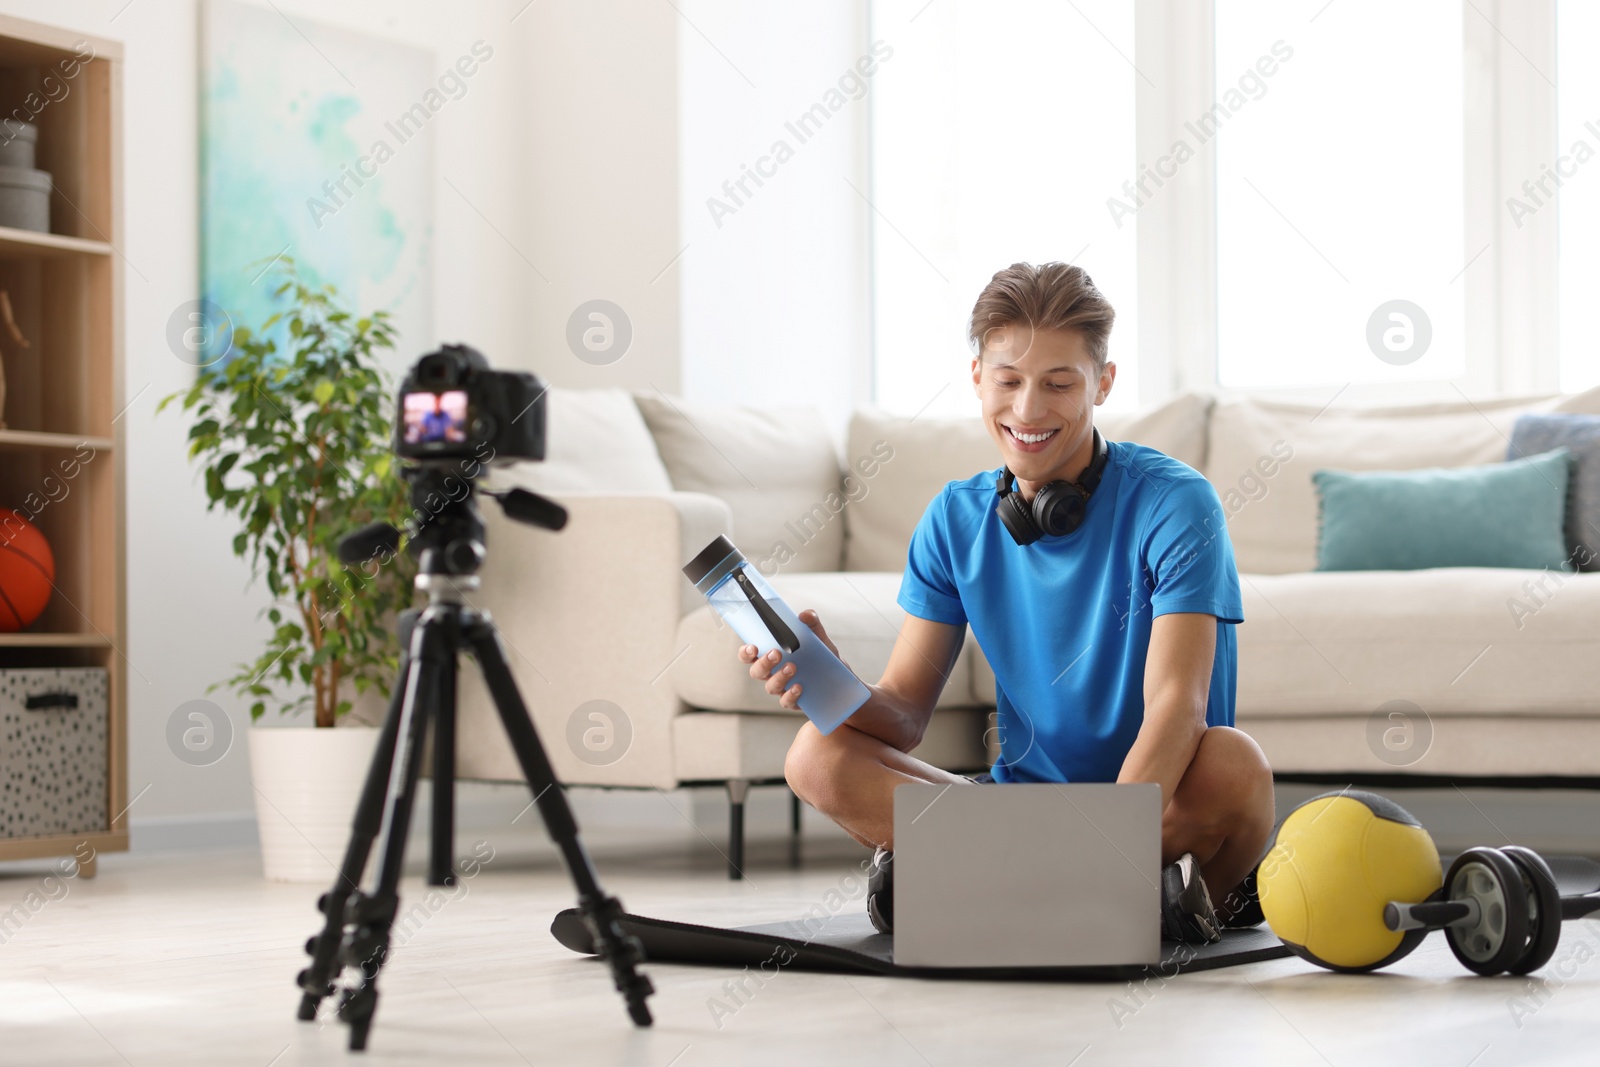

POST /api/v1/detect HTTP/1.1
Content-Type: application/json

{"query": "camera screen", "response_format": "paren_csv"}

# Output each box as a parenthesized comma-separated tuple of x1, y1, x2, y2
(402, 389, 469, 445)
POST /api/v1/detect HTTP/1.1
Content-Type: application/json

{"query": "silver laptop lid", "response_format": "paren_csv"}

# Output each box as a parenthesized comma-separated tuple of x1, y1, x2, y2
(892, 782, 1162, 968)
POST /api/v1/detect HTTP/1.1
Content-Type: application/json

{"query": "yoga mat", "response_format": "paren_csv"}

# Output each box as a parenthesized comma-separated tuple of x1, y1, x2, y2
(554, 858, 1600, 979)
(551, 908, 1290, 981)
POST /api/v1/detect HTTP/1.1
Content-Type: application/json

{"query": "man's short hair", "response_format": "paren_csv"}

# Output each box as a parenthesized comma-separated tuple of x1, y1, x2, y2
(968, 261, 1116, 369)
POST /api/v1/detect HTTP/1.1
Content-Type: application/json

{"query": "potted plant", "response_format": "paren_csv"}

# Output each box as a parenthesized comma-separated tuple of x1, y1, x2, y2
(160, 262, 415, 881)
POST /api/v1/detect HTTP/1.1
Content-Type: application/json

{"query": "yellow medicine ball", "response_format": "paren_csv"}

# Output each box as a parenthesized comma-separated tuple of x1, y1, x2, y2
(1259, 790, 1443, 972)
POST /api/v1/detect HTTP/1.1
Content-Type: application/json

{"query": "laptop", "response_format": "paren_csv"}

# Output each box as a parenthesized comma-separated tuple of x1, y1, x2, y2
(891, 782, 1162, 968)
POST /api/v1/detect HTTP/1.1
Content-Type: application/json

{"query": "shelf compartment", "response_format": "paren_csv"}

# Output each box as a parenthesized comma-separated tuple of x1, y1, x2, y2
(0, 29, 117, 245)
(0, 444, 112, 636)
(0, 254, 112, 439)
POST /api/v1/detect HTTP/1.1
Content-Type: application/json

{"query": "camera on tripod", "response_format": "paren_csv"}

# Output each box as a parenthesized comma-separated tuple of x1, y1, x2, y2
(298, 344, 654, 1052)
(395, 343, 546, 465)
(338, 344, 565, 575)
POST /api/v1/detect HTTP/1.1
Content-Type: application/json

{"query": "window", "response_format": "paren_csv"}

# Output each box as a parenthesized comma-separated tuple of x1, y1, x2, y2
(1558, 0, 1600, 393)
(868, 0, 1586, 408)
(870, 0, 1138, 417)
(1214, 0, 1465, 391)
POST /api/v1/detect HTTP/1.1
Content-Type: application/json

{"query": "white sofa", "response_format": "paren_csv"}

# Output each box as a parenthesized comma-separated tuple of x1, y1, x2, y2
(454, 384, 1600, 875)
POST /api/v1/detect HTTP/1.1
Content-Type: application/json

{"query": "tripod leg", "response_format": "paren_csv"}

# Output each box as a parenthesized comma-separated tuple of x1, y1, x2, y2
(296, 616, 416, 1022)
(429, 648, 458, 887)
(335, 615, 449, 1051)
(462, 614, 654, 1027)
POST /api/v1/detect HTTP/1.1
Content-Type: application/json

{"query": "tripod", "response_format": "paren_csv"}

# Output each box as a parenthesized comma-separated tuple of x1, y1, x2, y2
(294, 468, 654, 1051)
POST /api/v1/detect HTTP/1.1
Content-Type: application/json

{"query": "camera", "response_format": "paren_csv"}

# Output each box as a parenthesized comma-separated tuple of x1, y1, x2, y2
(395, 343, 545, 465)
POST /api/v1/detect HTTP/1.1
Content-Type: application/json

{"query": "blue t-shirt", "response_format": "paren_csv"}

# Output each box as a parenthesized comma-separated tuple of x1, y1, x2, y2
(896, 441, 1245, 784)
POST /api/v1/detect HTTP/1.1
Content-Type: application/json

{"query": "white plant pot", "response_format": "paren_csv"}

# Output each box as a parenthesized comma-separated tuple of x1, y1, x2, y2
(249, 725, 379, 883)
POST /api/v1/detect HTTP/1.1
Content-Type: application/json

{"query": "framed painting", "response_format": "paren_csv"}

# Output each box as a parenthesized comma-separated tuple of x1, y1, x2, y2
(200, 0, 434, 365)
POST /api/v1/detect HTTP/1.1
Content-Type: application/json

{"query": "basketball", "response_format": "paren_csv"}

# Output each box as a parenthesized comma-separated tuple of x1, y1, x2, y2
(0, 508, 54, 631)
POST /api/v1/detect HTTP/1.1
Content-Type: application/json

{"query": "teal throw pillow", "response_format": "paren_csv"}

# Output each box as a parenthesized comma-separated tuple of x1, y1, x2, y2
(1312, 448, 1573, 571)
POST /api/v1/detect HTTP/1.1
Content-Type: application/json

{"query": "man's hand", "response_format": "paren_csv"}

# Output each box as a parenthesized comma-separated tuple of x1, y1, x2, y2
(739, 609, 839, 711)
(734, 608, 965, 753)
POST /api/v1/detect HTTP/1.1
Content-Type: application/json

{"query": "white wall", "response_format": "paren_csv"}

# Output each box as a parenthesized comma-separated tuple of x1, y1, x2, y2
(0, 0, 684, 837)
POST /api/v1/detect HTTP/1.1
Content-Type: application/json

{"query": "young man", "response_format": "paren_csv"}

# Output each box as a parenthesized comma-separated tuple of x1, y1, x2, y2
(739, 262, 1275, 942)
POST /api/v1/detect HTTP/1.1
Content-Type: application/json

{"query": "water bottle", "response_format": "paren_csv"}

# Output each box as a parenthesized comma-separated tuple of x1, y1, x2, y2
(683, 536, 870, 735)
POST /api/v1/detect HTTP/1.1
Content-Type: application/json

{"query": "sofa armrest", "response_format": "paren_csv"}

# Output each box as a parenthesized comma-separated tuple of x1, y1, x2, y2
(453, 491, 732, 790)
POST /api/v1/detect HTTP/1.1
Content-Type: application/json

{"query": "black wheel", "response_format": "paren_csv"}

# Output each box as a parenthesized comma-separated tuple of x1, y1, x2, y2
(1443, 848, 1531, 976)
(1502, 846, 1563, 976)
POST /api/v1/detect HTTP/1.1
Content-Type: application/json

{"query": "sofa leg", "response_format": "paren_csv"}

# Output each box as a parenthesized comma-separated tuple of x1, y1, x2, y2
(788, 789, 802, 869)
(726, 779, 750, 880)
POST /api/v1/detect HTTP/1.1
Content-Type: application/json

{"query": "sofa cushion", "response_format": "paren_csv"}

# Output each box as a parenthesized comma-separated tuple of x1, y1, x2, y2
(1510, 413, 1600, 571)
(510, 387, 673, 494)
(842, 391, 1216, 572)
(635, 393, 844, 573)
(670, 571, 981, 714)
(1206, 386, 1600, 575)
(1235, 568, 1600, 719)
(670, 707, 990, 781)
(975, 564, 1600, 718)
(1238, 716, 1600, 777)
(1312, 448, 1574, 571)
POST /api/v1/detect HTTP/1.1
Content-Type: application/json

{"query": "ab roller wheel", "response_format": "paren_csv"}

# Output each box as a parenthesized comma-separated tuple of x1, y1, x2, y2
(1437, 846, 1561, 977)
(1438, 847, 1532, 976)
(1260, 789, 1600, 977)
(1500, 846, 1563, 976)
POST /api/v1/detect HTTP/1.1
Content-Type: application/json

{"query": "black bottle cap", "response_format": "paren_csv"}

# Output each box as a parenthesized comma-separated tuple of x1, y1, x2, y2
(683, 535, 743, 589)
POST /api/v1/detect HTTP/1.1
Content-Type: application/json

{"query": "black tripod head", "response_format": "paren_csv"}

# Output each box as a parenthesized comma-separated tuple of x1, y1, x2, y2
(338, 462, 569, 579)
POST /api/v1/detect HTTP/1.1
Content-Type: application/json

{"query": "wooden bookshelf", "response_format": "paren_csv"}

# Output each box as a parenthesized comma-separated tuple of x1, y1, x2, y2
(0, 15, 123, 877)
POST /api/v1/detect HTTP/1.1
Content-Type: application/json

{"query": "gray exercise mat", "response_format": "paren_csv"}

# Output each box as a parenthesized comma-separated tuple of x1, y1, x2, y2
(553, 855, 1600, 979)
(551, 907, 1290, 980)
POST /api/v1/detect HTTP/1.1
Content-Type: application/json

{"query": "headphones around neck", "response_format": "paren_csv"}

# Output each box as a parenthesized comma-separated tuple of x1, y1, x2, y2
(994, 427, 1110, 546)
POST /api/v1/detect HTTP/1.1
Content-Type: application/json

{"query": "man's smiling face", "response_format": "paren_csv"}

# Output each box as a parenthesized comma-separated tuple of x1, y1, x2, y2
(972, 324, 1116, 499)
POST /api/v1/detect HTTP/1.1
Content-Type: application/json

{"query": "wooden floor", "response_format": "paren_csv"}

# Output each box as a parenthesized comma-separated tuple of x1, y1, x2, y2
(2, 837, 1598, 1067)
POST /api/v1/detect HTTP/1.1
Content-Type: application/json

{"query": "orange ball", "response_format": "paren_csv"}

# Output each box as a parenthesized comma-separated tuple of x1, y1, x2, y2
(0, 509, 55, 631)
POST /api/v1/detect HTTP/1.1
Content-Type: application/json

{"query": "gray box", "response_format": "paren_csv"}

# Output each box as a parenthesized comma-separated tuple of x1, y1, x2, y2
(0, 164, 51, 232)
(0, 121, 37, 169)
(0, 667, 109, 839)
